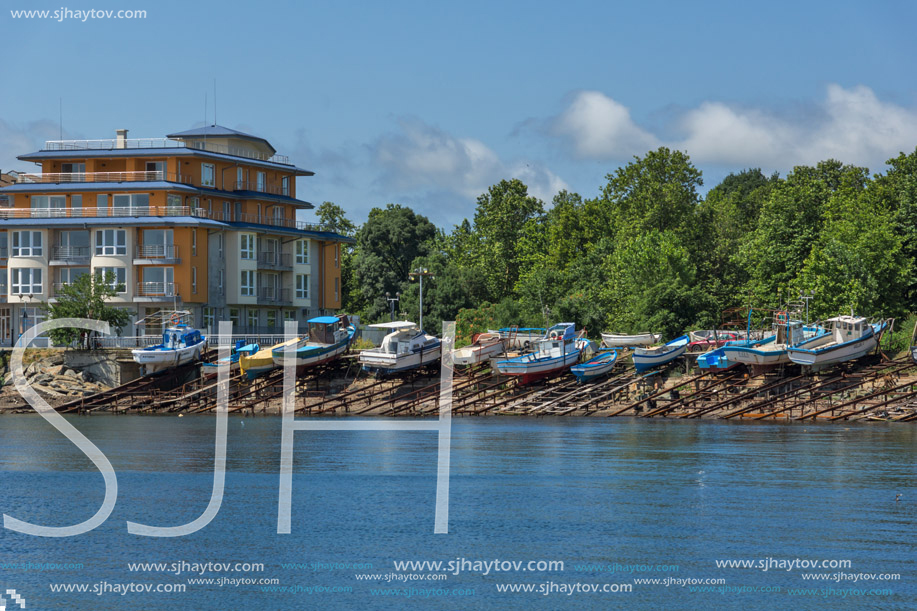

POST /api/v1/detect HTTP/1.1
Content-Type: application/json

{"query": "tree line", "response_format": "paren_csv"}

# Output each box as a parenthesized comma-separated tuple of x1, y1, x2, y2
(318, 146, 917, 343)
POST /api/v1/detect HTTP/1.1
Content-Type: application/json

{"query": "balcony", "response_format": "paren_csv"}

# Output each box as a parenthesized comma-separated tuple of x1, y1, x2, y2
(42, 138, 291, 165)
(134, 244, 180, 264)
(50, 245, 91, 265)
(257, 251, 292, 270)
(135, 282, 179, 302)
(15, 171, 192, 185)
(257, 286, 292, 305)
(233, 180, 291, 197)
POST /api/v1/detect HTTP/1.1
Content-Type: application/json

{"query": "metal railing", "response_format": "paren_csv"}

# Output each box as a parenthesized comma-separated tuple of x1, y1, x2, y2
(15, 171, 192, 184)
(258, 286, 292, 304)
(136, 282, 178, 297)
(135, 244, 179, 259)
(257, 251, 292, 268)
(233, 180, 291, 196)
(51, 245, 91, 260)
(43, 138, 291, 165)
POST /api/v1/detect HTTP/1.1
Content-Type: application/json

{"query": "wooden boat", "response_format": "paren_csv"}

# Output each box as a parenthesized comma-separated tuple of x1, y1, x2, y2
(494, 323, 584, 384)
(201, 340, 258, 380)
(239, 337, 299, 380)
(694, 345, 740, 372)
(272, 316, 355, 374)
(787, 316, 887, 368)
(632, 335, 690, 373)
(571, 349, 617, 382)
(601, 332, 661, 347)
(723, 320, 829, 367)
(359, 321, 441, 375)
(687, 330, 740, 352)
(488, 327, 546, 350)
(131, 311, 206, 375)
(453, 332, 506, 366)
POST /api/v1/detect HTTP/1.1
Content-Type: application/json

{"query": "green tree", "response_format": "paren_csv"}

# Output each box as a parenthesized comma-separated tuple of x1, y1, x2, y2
(44, 272, 130, 348)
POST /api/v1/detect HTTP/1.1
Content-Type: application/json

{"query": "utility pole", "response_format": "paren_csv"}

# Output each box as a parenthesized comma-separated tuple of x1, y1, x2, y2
(799, 290, 815, 325)
(385, 291, 400, 322)
(409, 268, 434, 331)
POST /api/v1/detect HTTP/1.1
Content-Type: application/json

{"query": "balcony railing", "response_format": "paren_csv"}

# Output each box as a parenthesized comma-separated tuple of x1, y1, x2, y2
(135, 244, 179, 260)
(42, 138, 291, 165)
(233, 180, 291, 197)
(15, 171, 192, 185)
(136, 282, 178, 297)
(258, 287, 292, 304)
(0, 206, 333, 233)
(257, 251, 292, 268)
(51, 245, 91, 260)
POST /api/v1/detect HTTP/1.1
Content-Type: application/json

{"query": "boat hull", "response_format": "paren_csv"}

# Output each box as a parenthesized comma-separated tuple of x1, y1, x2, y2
(694, 347, 739, 372)
(453, 339, 506, 366)
(787, 328, 878, 367)
(495, 350, 581, 384)
(632, 336, 689, 372)
(131, 340, 205, 375)
(571, 351, 617, 382)
(601, 332, 660, 347)
(273, 339, 352, 375)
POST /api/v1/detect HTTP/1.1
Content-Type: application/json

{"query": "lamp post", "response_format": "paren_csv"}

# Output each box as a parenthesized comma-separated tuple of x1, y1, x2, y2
(385, 291, 400, 322)
(799, 290, 815, 325)
(408, 268, 434, 331)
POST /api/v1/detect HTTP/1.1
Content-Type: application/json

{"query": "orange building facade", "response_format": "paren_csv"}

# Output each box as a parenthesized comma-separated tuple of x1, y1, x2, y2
(0, 125, 352, 345)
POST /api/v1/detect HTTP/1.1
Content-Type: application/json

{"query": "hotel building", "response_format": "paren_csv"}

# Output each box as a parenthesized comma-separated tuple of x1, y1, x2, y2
(0, 125, 353, 345)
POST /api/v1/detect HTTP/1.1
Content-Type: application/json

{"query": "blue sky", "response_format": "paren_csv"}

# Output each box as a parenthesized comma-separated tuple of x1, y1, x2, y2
(2, 0, 916, 228)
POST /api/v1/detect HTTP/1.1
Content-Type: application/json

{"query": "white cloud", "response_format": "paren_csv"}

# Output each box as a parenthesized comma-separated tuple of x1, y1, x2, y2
(0, 119, 63, 173)
(552, 90, 659, 158)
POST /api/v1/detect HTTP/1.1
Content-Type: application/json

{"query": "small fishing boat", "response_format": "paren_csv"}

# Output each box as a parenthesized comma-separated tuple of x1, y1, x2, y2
(723, 318, 829, 367)
(359, 321, 441, 375)
(694, 345, 740, 372)
(488, 327, 547, 350)
(601, 332, 661, 348)
(453, 332, 506, 366)
(495, 323, 584, 384)
(201, 340, 258, 380)
(239, 337, 300, 380)
(272, 316, 356, 374)
(787, 316, 887, 368)
(571, 349, 618, 383)
(131, 311, 206, 375)
(632, 335, 690, 373)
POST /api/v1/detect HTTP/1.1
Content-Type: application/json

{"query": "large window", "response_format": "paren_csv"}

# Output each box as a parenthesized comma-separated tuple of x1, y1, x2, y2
(95, 267, 126, 292)
(112, 193, 149, 215)
(95, 230, 126, 256)
(247, 309, 259, 329)
(202, 163, 215, 187)
(241, 270, 255, 296)
(166, 194, 182, 213)
(295, 239, 309, 264)
(295, 273, 309, 299)
(218, 269, 224, 295)
(229, 308, 240, 327)
(30, 195, 66, 218)
(140, 229, 173, 258)
(240, 234, 255, 259)
(266, 310, 277, 329)
(281, 176, 290, 196)
(256, 171, 266, 192)
(0, 233, 7, 258)
(140, 267, 174, 295)
(12, 231, 42, 257)
(192, 266, 197, 294)
(145, 161, 165, 179)
(203, 307, 214, 330)
(61, 162, 86, 178)
(59, 267, 89, 286)
(11, 268, 42, 294)
(236, 167, 244, 188)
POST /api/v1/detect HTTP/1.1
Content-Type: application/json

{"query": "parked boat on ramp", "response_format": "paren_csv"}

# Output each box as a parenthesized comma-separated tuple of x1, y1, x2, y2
(488, 327, 547, 350)
(601, 332, 661, 348)
(694, 345, 740, 372)
(787, 316, 887, 368)
(453, 332, 506, 366)
(632, 335, 690, 373)
(359, 321, 441, 375)
(272, 316, 356, 374)
(239, 337, 300, 380)
(722, 318, 829, 368)
(201, 340, 258, 380)
(131, 311, 207, 375)
(571, 349, 618, 383)
(495, 323, 585, 384)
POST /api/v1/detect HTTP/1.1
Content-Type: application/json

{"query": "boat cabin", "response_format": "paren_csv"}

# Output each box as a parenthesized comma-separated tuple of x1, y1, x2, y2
(162, 325, 202, 350)
(774, 319, 806, 346)
(369, 321, 430, 355)
(307, 316, 343, 344)
(827, 315, 868, 344)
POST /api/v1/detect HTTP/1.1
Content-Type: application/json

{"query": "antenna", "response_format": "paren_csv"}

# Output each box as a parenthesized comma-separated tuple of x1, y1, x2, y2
(59, 97, 63, 140)
(204, 92, 208, 127)
(213, 78, 217, 126)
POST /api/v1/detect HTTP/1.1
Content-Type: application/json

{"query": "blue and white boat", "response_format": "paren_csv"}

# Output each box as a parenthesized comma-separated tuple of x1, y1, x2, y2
(489, 327, 547, 350)
(694, 345, 739, 372)
(571, 349, 618, 382)
(273, 316, 356, 374)
(723, 319, 828, 367)
(494, 323, 584, 384)
(201, 340, 258, 379)
(359, 321, 441, 375)
(787, 316, 887, 368)
(632, 335, 690, 373)
(132, 323, 206, 375)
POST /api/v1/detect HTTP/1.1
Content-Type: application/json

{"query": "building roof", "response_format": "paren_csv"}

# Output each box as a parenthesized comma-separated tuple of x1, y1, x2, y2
(166, 125, 277, 154)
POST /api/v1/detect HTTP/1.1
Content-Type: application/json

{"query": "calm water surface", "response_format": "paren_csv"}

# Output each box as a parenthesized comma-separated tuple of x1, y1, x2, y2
(0, 415, 914, 610)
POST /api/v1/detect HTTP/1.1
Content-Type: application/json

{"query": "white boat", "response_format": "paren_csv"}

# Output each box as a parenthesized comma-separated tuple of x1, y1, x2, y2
(272, 316, 356, 374)
(787, 316, 886, 368)
(132, 324, 206, 375)
(359, 321, 441, 375)
(494, 323, 584, 384)
(723, 320, 829, 367)
(488, 327, 546, 350)
(571, 349, 618, 382)
(601, 332, 661, 347)
(632, 335, 690, 372)
(453, 332, 506, 366)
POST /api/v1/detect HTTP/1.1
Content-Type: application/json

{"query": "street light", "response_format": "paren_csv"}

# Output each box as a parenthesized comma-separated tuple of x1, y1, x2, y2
(408, 268, 434, 331)
(385, 291, 400, 322)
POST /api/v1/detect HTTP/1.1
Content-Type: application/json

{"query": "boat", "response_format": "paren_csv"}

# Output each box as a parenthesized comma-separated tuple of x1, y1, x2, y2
(600, 332, 661, 348)
(632, 335, 690, 373)
(272, 316, 356, 374)
(201, 340, 258, 380)
(494, 323, 584, 384)
(787, 316, 887, 368)
(571, 349, 618, 382)
(687, 330, 740, 352)
(359, 321, 441, 375)
(453, 332, 506, 366)
(722, 317, 829, 368)
(488, 327, 546, 350)
(131, 311, 207, 375)
(694, 345, 740, 372)
(239, 337, 300, 380)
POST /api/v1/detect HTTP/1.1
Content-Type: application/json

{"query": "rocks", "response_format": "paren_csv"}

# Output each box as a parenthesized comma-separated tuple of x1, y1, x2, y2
(16, 354, 110, 398)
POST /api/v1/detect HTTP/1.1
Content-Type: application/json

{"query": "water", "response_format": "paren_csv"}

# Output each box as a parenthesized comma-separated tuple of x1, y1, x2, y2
(0, 415, 914, 610)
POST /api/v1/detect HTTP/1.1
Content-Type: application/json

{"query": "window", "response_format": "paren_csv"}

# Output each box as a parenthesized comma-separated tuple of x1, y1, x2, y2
(58, 230, 89, 258)
(222, 201, 231, 221)
(11, 268, 42, 294)
(192, 266, 197, 293)
(218, 233, 224, 257)
(334, 277, 339, 302)
(272, 206, 284, 224)
(202, 163, 215, 187)
(236, 167, 244, 188)
(97, 194, 108, 211)
(145, 161, 165, 179)
(203, 307, 214, 330)
(240, 233, 255, 259)
(94, 267, 126, 292)
(229, 308, 240, 327)
(0, 268, 6, 291)
(241, 270, 255, 296)
(166, 194, 182, 213)
(191, 229, 197, 256)
(295, 239, 309, 264)
(335, 244, 339, 268)
(295, 274, 309, 299)
(12, 231, 42, 257)
(218, 269, 224, 295)
(0, 233, 7, 258)
(247, 309, 259, 329)
(61, 162, 86, 178)
(72, 194, 82, 210)
(281, 176, 290, 196)
(30, 195, 66, 217)
(95, 230, 126, 256)
(112, 193, 149, 215)
(284, 310, 295, 323)
(189, 196, 199, 211)
(234, 201, 242, 221)
(140, 229, 173, 258)
(256, 171, 266, 192)
(141, 267, 174, 295)
(267, 310, 277, 329)
(59, 267, 89, 286)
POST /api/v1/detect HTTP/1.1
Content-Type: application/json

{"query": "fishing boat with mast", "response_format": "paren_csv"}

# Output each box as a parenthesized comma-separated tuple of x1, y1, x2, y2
(494, 323, 586, 384)
(632, 335, 690, 373)
(272, 315, 356, 374)
(131, 310, 207, 375)
(453, 332, 507, 366)
(787, 315, 888, 368)
(722, 308, 829, 369)
(358, 321, 441, 375)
